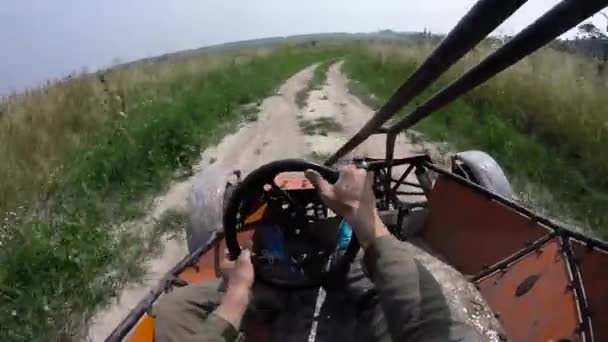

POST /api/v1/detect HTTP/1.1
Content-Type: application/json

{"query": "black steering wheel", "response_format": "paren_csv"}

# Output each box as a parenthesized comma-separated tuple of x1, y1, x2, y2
(223, 159, 360, 289)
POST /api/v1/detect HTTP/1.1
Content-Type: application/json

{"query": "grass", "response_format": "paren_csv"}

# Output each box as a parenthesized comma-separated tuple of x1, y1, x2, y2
(295, 59, 335, 108)
(238, 103, 260, 122)
(0, 49, 267, 215)
(153, 209, 189, 240)
(299, 117, 343, 136)
(342, 42, 608, 235)
(0, 44, 341, 341)
(346, 77, 380, 110)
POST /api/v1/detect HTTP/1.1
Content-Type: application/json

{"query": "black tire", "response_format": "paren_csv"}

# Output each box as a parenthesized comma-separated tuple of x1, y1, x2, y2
(186, 165, 234, 253)
(452, 150, 513, 198)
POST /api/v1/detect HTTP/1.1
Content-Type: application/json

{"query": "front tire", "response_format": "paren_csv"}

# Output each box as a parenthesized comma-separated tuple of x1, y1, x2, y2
(451, 150, 513, 198)
(186, 164, 237, 253)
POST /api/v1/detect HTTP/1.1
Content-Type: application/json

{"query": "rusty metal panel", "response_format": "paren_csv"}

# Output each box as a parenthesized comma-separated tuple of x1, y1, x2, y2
(572, 239, 608, 341)
(177, 248, 217, 284)
(422, 176, 549, 275)
(127, 314, 155, 342)
(476, 239, 580, 342)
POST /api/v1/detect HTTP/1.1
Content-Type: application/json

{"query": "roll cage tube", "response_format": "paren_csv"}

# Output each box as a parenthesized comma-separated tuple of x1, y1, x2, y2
(325, 0, 608, 166)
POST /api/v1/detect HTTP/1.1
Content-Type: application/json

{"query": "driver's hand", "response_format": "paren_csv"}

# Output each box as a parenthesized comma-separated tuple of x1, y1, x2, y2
(214, 242, 254, 329)
(305, 165, 389, 249)
(221, 242, 255, 291)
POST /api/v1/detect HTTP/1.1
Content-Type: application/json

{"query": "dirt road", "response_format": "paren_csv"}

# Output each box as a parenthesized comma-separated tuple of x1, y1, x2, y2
(86, 64, 319, 341)
(87, 62, 499, 341)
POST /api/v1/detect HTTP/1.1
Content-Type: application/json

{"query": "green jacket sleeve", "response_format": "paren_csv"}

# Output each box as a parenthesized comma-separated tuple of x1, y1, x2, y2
(187, 313, 240, 342)
(363, 235, 482, 341)
(156, 310, 239, 342)
(153, 280, 240, 342)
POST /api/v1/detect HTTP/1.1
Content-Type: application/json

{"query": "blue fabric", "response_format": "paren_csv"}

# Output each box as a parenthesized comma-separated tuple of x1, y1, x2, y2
(257, 223, 286, 259)
(338, 220, 353, 250)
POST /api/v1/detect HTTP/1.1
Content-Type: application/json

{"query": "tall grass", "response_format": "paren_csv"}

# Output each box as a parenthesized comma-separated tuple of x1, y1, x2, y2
(343, 42, 608, 235)
(0, 48, 275, 214)
(0, 44, 340, 341)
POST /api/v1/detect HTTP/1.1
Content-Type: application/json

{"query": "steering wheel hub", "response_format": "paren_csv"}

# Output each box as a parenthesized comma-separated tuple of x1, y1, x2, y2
(223, 159, 360, 289)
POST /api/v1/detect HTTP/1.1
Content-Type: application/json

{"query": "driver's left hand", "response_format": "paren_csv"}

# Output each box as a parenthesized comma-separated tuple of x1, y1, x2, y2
(214, 242, 255, 329)
(221, 241, 255, 292)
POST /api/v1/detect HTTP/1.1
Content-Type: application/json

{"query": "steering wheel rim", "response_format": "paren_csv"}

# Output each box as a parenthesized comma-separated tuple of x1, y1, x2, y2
(223, 159, 360, 289)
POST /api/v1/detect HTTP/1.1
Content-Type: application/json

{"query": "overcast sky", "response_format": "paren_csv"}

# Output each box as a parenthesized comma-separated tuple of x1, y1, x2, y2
(1, 0, 606, 94)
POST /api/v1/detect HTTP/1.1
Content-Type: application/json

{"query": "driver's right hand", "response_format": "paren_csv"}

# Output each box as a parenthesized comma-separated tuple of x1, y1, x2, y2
(305, 165, 389, 249)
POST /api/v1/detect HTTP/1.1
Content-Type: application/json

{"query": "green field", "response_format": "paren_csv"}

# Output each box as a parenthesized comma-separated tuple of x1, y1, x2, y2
(341, 42, 608, 236)
(0, 44, 341, 341)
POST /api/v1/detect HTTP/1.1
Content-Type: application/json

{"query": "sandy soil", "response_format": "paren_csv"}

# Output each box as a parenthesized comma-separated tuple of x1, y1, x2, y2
(302, 62, 417, 159)
(87, 62, 499, 341)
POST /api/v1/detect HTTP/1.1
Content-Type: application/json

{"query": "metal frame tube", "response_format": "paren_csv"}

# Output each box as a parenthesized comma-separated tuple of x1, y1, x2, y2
(389, 0, 608, 133)
(324, 0, 529, 165)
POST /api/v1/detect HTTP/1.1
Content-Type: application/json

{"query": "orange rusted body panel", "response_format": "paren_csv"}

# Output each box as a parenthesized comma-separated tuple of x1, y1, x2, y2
(244, 204, 268, 226)
(476, 239, 580, 342)
(422, 176, 549, 275)
(571, 240, 608, 341)
(128, 315, 155, 342)
(423, 175, 608, 342)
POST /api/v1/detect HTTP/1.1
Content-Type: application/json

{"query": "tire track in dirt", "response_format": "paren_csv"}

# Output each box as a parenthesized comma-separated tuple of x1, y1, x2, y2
(299, 61, 427, 199)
